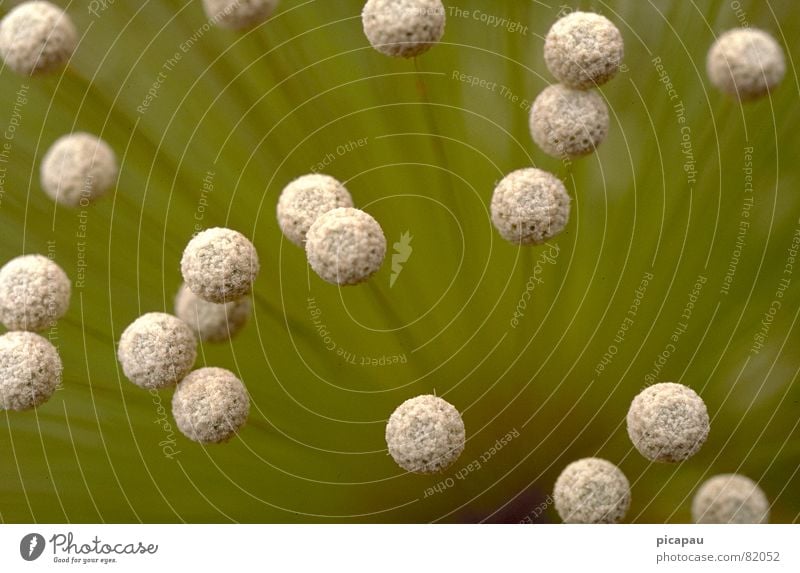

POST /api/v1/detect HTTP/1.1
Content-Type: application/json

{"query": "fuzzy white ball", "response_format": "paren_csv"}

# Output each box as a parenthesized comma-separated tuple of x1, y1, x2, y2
(530, 84, 610, 159)
(544, 11, 624, 89)
(117, 313, 197, 390)
(180, 227, 260, 303)
(491, 168, 570, 245)
(627, 382, 709, 463)
(0, 331, 61, 411)
(385, 394, 465, 474)
(305, 208, 386, 286)
(0, 254, 70, 332)
(40, 132, 118, 208)
(692, 473, 769, 523)
(554, 457, 631, 523)
(202, 0, 278, 30)
(174, 283, 251, 343)
(172, 367, 250, 444)
(277, 174, 353, 247)
(0, 1, 77, 76)
(707, 28, 785, 102)
(362, 0, 446, 59)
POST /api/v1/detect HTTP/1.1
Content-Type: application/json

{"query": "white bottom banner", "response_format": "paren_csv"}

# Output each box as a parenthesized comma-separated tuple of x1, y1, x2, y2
(0, 524, 797, 572)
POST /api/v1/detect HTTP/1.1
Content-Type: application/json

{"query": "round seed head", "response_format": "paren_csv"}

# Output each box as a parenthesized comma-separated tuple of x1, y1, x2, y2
(172, 367, 250, 444)
(174, 283, 251, 343)
(692, 473, 769, 524)
(491, 168, 570, 245)
(305, 207, 386, 286)
(117, 312, 197, 390)
(0, 254, 70, 332)
(362, 0, 446, 59)
(0, 331, 61, 411)
(40, 132, 118, 208)
(180, 227, 260, 303)
(0, 1, 77, 76)
(627, 382, 709, 463)
(202, 0, 278, 30)
(530, 84, 610, 159)
(544, 11, 624, 89)
(707, 28, 785, 102)
(554, 457, 631, 523)
(277, 174, 353, 247)
(385, 394, 465, 474)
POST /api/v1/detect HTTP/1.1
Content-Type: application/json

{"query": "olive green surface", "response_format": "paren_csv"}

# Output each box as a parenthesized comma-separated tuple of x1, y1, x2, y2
(0, 0, 798, 523)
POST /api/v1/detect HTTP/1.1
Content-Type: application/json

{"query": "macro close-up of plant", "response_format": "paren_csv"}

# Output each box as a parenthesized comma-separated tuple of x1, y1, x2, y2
(0, 0, 798, 525)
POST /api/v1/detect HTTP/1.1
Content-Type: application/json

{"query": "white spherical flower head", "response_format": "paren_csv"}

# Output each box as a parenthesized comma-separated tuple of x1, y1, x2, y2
(305, 207, 386, 286)
(174, 283, 251, 343)
(554, 457, 631, 523)
(172, 367, 250, 444)
(41, 132, 119, 208)
(362, 0, 446, 59)
(277, 174, 354, 247)
(385, 394, 465, 474)
(692, 473, 769, 524)
(491, 168, 570, 245)
(544, 11, 624, 89)
(0, 331, 61, 411)
(627, 382, 709, 463)
(180, 227, 260, 303)
(707, 28, 785, 102)
(530, 84, 610, 159)
(0, 254, 70, 332)
(202, 0, 278, 30)
(117, 313, 197, 390)
(0, 1, 77, 76)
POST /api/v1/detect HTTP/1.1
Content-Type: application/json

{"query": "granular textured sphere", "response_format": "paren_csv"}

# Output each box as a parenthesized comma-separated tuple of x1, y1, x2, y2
(174, 283, 251, 343)
(627, 382, 709, 463)
(0, 254, 70, 332)
(0, 1, 77, 75)
(305, 208, 386, 286)
(544, 11, 624, 89)
(0, 331, 61, 411)
(172, 367, 250, 444)
(277, 174, 353, 247)
(117, 313, 197, 390)
(180, 227, 260, 303)
(491, 168, 570, 245)
(692, 473, 769, 524)
(40, 132, 118, 208)
(362, 0, 446, 59)
(707, 28, 785, 102)
(530, 84, 610, 159)
(202, 0, 278, 30)
(385, 394, 465, 474)
(554, 458, 631, 523)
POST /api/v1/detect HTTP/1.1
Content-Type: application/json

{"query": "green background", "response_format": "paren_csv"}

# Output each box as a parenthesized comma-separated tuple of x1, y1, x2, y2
(0, 0, 798, 523)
